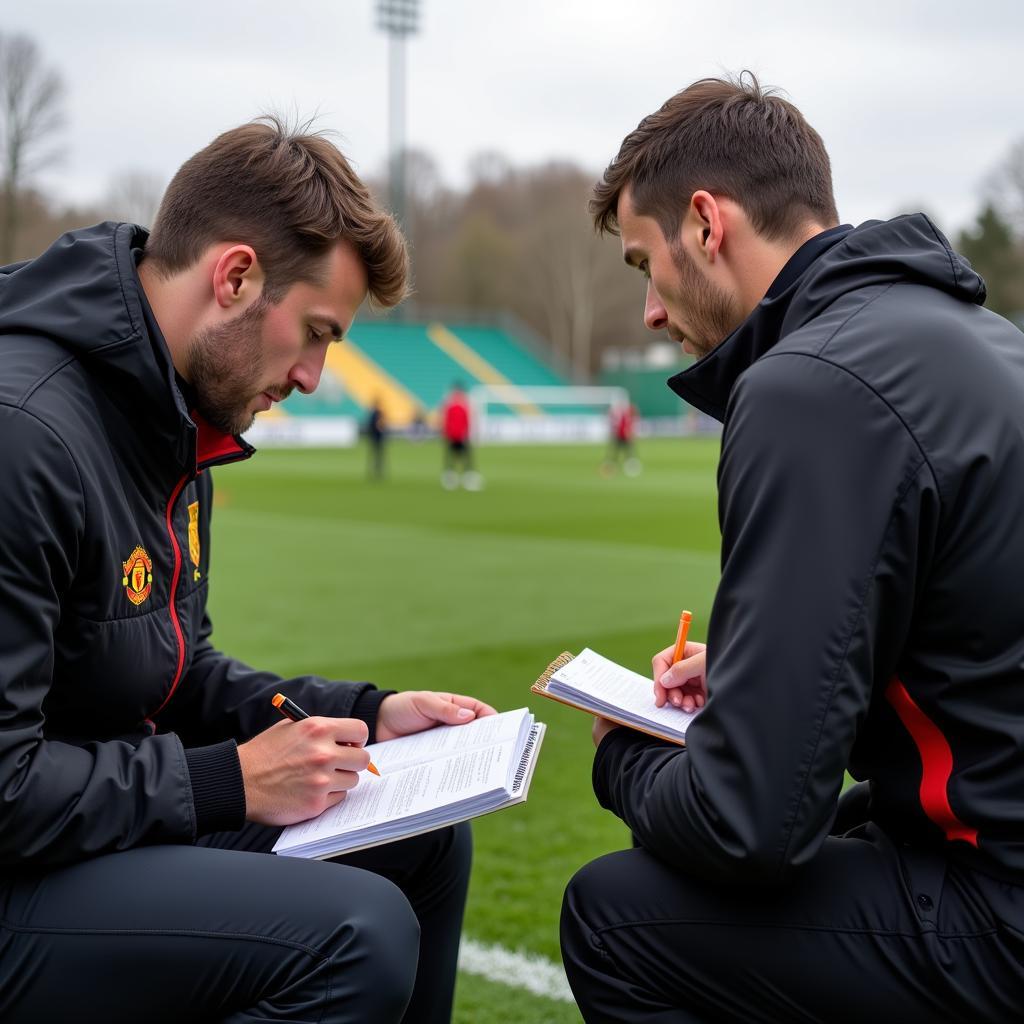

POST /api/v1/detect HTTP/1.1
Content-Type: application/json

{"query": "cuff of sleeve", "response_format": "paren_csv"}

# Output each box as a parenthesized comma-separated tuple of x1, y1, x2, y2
(591, 727, 656, 811)
(350, 688, 395, 744)
(185, 740, 247, 836)
(592, 727, 624, 809)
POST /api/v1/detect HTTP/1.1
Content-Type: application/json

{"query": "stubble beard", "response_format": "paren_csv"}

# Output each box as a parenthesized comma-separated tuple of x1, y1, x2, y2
(669, 241, 742, 360)
(185, 297, 271, 436)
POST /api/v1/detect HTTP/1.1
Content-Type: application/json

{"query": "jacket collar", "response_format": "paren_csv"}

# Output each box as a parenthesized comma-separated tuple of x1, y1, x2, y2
(667, 225, 852, 421)
(133, 258, 254, 474)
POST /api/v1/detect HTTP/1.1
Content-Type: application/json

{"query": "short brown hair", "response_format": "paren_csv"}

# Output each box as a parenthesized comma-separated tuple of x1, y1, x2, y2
(145, 116, 408, 308)
(591, 72, 838, 242)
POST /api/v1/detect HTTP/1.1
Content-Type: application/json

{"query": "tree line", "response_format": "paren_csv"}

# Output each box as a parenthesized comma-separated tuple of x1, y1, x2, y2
(2, 31, 1022, 380)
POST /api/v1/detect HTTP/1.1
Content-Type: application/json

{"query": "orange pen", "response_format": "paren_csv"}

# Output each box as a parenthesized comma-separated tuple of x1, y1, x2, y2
(671, 610, 693, 665)
(272, 693, 381, 776)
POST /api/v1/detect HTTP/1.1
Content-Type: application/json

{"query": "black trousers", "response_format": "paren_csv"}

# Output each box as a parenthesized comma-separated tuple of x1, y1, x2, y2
(443, 440, 473, 472)
(0, 820, 471, 1024)
(561, 822, 1024, 1023)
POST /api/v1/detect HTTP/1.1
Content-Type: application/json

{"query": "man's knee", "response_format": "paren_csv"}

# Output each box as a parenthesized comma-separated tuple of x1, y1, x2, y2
(341, 868, 420, 965)
(561, 855, 612, 965)
(319, 869, 420, 1018)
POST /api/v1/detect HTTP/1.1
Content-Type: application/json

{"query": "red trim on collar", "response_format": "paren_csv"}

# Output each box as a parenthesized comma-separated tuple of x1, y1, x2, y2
(192, 411, 246, 469)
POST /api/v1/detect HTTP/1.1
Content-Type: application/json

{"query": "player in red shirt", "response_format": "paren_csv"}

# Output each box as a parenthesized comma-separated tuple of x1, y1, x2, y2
(440, 382, 483, 490)
(603, 399, 641, 476)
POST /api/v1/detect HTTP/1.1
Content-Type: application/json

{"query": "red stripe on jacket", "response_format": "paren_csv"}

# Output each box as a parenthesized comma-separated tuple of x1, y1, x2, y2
(884, 676, 978, 847)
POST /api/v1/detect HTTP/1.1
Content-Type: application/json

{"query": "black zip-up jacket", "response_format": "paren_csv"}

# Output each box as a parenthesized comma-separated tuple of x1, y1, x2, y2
(0, 223, 389, 866)
(594, 214, 1024, 884)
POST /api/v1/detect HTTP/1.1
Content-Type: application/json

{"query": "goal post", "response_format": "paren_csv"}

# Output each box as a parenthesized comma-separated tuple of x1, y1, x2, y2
(469, 385, 630, 444)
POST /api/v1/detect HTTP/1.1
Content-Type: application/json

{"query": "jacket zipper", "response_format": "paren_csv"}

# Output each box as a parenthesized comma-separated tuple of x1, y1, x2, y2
(149, 473, 189, 720)
(145, 414, 252, 729)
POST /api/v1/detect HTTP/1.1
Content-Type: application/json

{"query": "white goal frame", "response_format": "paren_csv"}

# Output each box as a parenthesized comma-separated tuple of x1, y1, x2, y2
(470, 385, 629, 444)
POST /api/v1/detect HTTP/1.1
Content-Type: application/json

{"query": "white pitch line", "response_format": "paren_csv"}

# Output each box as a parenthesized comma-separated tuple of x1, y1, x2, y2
(458, 938, 577, 1004)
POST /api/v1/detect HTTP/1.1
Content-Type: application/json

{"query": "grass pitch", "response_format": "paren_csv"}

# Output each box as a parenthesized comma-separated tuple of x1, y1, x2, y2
(209, 436, 722, 1023)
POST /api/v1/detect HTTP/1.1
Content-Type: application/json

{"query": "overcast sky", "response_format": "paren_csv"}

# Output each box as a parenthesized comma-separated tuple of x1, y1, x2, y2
(6, 0, 1022, 237)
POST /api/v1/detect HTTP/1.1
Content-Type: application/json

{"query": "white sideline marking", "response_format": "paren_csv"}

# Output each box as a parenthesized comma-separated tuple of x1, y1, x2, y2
(459, 938, 576, 1004)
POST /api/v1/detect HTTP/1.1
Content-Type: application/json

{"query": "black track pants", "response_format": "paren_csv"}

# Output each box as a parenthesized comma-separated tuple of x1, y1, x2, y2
(0, 821, 471, 1023)
(561, 824, 1024, 1023)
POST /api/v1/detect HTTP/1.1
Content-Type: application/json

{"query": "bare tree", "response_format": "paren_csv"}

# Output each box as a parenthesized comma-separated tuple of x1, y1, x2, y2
(985, 138, 1024, 236)
(520, 163, 638, 378)
(102, 170, 166, 227)
(371, 147, 650, 372)
(0, 33, 65, 262)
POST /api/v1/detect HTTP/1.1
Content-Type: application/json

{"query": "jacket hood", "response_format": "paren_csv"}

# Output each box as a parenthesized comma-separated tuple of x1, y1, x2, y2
(668, 213, 987, 421)
(0, 222, 251, 471)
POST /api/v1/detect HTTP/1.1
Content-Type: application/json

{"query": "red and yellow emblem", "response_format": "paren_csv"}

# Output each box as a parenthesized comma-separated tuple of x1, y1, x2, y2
(187, 501, 201, 568)
(121, 545, 154, 606)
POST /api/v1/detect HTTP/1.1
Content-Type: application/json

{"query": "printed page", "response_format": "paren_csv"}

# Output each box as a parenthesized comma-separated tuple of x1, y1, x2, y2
(550, 648, 695, 737)
(290, 723, 548, 859)
(363, 707, 531, 775)
(274, 730, 523, 855)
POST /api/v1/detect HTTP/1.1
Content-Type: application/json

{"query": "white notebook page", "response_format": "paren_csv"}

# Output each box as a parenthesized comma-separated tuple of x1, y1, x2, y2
(549, 648, 696, 736)
(273, 710, 532, 854)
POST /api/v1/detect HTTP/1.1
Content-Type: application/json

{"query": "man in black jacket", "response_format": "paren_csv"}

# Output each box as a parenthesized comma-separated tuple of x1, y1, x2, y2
(0, 118, 495, 1024)
(561, 74, 1024, 1023)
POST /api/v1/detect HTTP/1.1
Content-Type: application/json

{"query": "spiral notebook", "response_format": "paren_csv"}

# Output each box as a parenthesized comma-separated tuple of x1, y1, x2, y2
(273, 707, 544, 859)
(532, 648, 695, 745)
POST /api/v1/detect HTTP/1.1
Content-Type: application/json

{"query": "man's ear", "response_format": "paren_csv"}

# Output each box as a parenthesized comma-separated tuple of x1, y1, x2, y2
(689, 191, 724, 264)
(211, 244, 265, 310)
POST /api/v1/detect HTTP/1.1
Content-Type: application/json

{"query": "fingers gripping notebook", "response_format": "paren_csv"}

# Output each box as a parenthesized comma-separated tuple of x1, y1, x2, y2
(532, 648, 696, 745)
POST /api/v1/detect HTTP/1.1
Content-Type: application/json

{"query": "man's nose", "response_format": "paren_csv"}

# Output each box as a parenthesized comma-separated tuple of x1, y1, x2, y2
(644, 281, 668, 332)
(289, 345, 328, 395)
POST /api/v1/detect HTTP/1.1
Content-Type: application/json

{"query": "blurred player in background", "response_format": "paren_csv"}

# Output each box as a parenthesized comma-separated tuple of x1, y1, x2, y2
(440, 380, 483, 490)
(365, 396, 388, 479)
(601, 398, 641, 476)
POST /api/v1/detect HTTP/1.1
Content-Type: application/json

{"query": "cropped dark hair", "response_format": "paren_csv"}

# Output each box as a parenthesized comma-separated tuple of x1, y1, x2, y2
(145, 115, 408, 308)
(591, 72, 838, 242)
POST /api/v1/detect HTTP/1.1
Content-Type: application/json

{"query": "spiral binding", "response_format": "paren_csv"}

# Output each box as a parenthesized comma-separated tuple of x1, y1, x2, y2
(532, 651, 575, 690)
(512, 724, 539, 792)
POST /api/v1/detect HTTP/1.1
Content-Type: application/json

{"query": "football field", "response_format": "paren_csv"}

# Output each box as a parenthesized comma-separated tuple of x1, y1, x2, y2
(209, 435, 722, 1023)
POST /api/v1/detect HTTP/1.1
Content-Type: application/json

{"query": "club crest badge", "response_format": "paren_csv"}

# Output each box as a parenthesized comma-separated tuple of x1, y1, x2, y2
(121, 545, 154, 606)
(187, 501, 200, 568)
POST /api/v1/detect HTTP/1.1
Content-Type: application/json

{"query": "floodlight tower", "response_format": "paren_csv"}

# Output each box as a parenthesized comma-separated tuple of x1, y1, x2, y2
(376, 0, 420, 229)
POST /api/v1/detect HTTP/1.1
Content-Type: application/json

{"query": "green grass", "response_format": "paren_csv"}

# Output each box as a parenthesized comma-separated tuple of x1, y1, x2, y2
(208, 436, 722, 1023)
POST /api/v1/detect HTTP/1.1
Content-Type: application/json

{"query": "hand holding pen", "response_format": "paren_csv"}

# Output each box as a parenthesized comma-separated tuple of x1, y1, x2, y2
(273, 693, 380, 776)
(653, 610, 708, 712)
(234, 695, 379, 827)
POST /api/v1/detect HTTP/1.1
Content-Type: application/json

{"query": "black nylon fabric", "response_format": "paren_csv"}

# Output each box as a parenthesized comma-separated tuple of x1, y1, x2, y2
(0, 223, 387, 865)
(594, 213, 1024, 888)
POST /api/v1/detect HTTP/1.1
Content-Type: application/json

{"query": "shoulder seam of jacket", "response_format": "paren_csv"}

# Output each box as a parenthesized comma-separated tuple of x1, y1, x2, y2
(0, 400, 88, 529)
(13, 353, 78, 409)
(757, 311, 944, 505)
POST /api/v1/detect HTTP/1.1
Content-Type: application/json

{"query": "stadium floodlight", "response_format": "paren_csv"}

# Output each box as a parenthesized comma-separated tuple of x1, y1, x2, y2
(376, 0, 420, 230)
(376, 0, 419, 34)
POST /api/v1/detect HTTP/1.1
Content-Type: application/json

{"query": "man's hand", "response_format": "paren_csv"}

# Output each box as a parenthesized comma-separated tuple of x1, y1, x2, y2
(653, 641, 708, 712)
(237, 716, 370, 826)
(376, 691, 498, 741)
(592, 715, 620, 747)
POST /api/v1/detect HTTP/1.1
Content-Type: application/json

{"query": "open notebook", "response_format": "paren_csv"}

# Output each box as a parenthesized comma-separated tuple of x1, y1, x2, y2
(532, 648, 696, 744)
(273, 707, 544, 859)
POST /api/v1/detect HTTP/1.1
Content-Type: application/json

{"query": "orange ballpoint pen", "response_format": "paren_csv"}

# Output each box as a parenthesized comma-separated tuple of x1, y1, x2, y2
(272, 693, 381, 776)
(671, 609, 693, 666)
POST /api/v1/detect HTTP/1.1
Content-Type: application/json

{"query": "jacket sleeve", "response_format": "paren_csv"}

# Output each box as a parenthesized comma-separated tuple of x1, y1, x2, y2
(593, 352, 936, 883)
(156, 621, 392, 747)
(155, 470, 391, 747)
(0, 407, 199, 866)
